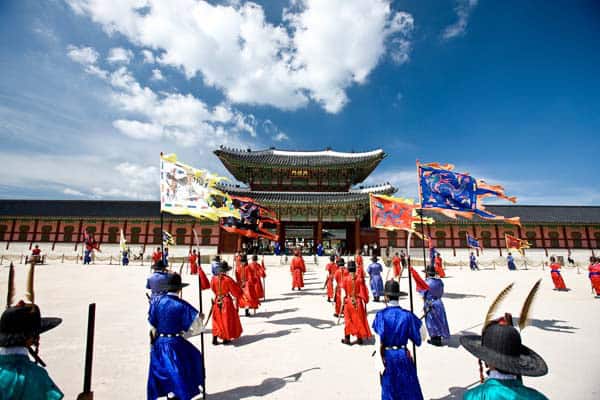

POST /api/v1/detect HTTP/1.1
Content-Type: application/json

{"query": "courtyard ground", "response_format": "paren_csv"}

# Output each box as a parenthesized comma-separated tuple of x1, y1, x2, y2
(1, 259, 598, 399)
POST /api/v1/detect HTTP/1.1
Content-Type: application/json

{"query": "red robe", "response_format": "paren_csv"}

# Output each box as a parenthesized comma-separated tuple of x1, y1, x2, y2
(210, 274, 243, 340)
(236, 263, 260, 309)
(189, 253, 198, 274)
(152, 251, 162, 264)
(589, 263, 600, 295)
(392, 256, 402, 277)
(198, 266, 210, 290)
(550, 262, 567, 290)
(341, 273, 372, 339)
(290, 256, 306, 289)
(434, 256, 446, 278)
(252, 261, 266, 299)
(325, 262, 338, 299)
(334, 268, 348, 315)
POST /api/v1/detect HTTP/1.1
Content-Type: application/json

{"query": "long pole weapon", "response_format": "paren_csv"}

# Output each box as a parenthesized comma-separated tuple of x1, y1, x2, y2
(193, 228, 207, 400)
(77, 303, 96, 400)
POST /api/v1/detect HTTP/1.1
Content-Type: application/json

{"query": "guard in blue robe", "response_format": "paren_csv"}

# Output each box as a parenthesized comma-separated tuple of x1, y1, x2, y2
(274, 242, 281, 256)
(367, 257, 384, 302)
(163, 248, 170, 268)
(122, 249, 129, 266)
(146, 261, 171, 298)
(422, 272, 450, 346)
(469, 252, 479, 271)
(507, 253, 517, 270)
(316, 243, 324, 256)
(373, 280, 424, 400)
(148, 274, 204, 400)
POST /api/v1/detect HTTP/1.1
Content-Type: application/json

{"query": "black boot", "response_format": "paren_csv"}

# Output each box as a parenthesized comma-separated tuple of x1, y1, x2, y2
(212, 336, 219, 345)
(341, 335, 352, 345)
(374, 296, 380, 302)
(427, 336, 442, 346)
(245, 308, 251, 317)
(356, 338, 364, 345)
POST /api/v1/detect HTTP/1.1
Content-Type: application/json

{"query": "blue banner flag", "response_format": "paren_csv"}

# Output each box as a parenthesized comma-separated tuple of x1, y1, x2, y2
(466, 234, 481, 250)
(417, 161, 520, 225)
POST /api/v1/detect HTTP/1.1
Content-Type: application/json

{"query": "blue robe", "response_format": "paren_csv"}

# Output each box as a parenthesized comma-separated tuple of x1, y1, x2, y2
(148, 294, 204, 400)
(83, 250, 92, 265)
(163, 251, 169, 267)
(507, 255, 516, 270)
(373, 306, 424, 400)
(146, 271, 170, 298)
(274, 243, 281, 256)
(422, 278, 450, 339)
(122, 251, 129, 266)
(464, 378, 548, 400)
(316, 244, 324, 256)
(469, 254, 478, 270)
(0, 350, 63, 400)
(367, 262, 384, 297)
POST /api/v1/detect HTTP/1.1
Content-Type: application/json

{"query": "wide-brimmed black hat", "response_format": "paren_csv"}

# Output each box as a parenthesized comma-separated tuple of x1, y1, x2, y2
(329, 255, 335, 262)
(159, 273, 189, 291)
(0, 303, 62, 347)
(384, 280, 401, 297)
(213, 255, 221, 262)
(336, 258, 345, 267)
(252, 255, 258, 261)
(460, 323, 548, 377)
(216, 261, 232, 274)
(240, 254, 248, 263)
(347, 260, 357, 273)
(152, 260, 167, 270)
(371, 256, 378, 262)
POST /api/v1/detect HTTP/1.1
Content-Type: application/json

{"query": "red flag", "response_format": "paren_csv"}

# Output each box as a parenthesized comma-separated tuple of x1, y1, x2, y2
(409, 267, 430, 292)
(505, 234, 530, 255)
(370, 194, 422, 231)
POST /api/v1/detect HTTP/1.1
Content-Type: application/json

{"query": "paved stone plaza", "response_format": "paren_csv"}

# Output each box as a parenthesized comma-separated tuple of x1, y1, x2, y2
(2, 259, 598, 399)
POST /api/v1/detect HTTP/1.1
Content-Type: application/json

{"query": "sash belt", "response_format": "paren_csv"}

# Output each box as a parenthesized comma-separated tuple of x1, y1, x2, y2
(384, 345, 407, 350)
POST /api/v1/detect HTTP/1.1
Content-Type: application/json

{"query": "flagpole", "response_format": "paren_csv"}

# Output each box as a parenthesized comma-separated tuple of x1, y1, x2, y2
(160, 152, 164, 262)
(193, 228, 207, 399)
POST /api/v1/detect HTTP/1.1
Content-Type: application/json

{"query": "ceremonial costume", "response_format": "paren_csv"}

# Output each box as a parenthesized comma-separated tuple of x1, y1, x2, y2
(549, 259, 567, 291)
(422, 275, 450, 346)
(189, 251, 198, 275)
(162, 248, 169, 268)
(373, 280, 424, 400)
(122, 249, 129, 266)
(588, 258, 600, 296)
(210, 256, 221, 276)
(392, 255, 402, 278)
(254, 258, 267, 299)
(507, 253, 517, 271)
(367, 257, 384, 301)
(434, 255, 446, 278)
(147, 275, 205, 400)
(325, 256, 337, 301)
(210, 262, 243, 344)
(316, 243, 324, 256)
(469, 253, 479, 271)
(460, 282, 549, 400)
(236, 256, 260, 315)
(0, 264, 64, 400)
(355, 253, 366, 282)
(290, 252, 306, 290)
(341, 261, 372, 344)
(146, 261, 171, 298)
(333, 259, 348, 317)
(152, 248, 163, 265)
(83, 243, 93, 265)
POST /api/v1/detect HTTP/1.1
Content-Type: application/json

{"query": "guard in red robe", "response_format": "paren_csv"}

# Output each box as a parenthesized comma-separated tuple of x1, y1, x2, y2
(588, 256, 600, 296)
(434, 254, 446, 278)
(250, 255, 266, 300)
(355, 250, 366, 282)
(341, 260, 372, 345)
(392, 253, 402, 278)
(290, 250, 306, 290)
(325, 255, 337, 302)
(334, 258, 348, 317)
(152, 247, 163, 265)
(210, 261, 243, 345)
(236, 254, 260, 316)
(189, 249, 199, 275)
(549, 256, 568, 291)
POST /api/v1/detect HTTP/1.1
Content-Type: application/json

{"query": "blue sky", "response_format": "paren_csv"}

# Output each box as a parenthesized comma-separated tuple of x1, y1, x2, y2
(1, 0, 599, 204)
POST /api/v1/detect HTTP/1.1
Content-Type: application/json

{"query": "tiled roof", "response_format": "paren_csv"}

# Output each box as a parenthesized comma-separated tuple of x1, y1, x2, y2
(422, 205, 600, 224)
(1, 200, 599, 223)
(214, 146, 386, 167)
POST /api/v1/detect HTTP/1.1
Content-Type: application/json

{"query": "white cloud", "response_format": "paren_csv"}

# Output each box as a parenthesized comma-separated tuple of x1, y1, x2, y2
(442, 0, 478, 40)
(107, 47, 134, 64)
(141, 49, 155, 63)
(63, 188, 85, 196)
(66, 0, 414, 113)
(273, 132, 289, 142)
(67, 45, 99, 65)
(364, 168, 417, 198)
(150, 68, 164, 80)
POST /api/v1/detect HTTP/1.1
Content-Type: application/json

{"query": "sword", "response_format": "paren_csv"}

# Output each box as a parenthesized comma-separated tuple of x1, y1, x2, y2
(203, 300, 215, 328)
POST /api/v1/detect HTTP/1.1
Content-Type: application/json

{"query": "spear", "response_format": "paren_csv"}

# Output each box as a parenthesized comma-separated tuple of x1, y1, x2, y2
(77, 303, 96, 400)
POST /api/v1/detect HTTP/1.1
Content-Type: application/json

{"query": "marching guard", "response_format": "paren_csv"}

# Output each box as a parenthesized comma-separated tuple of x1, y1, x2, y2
(340, 261, 372, 345)
(325, 255, 337, 302)
(422, 269, 450, 346)
(146, 260, 171, 299)
(367, 256, 384, 302)
(249, 255, 266, 300)
(147, 273, 205, 400)
(433, 253, 446, 278)
(333, 258, 348, 318)
(210, 262, 243, 345)
(236, 255, 261, 317)
(290, 249, 306, 291)
(588, 256, 600, 297)
(548, 256, 568, 291)
(373, 280, 424, 400)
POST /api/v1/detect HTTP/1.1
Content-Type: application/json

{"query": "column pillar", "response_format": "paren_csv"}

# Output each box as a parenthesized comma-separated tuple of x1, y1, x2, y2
(316, 220, 323, 247)
(354, 218, 361, 254)
(495, 224, 502, 256)
(278, 221, 285, 251)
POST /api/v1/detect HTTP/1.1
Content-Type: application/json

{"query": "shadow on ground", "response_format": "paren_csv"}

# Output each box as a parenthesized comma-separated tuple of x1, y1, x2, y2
(208, 367, 320, 399)
(261, 297, 294, 303)
(267, 316, 336, 330)
(233, 328, 299, 347)
(255, 308, 299, 319)
(444, 292, 485, 299)
(430, 381, 480, 399)
(516, 318, 578, 334)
